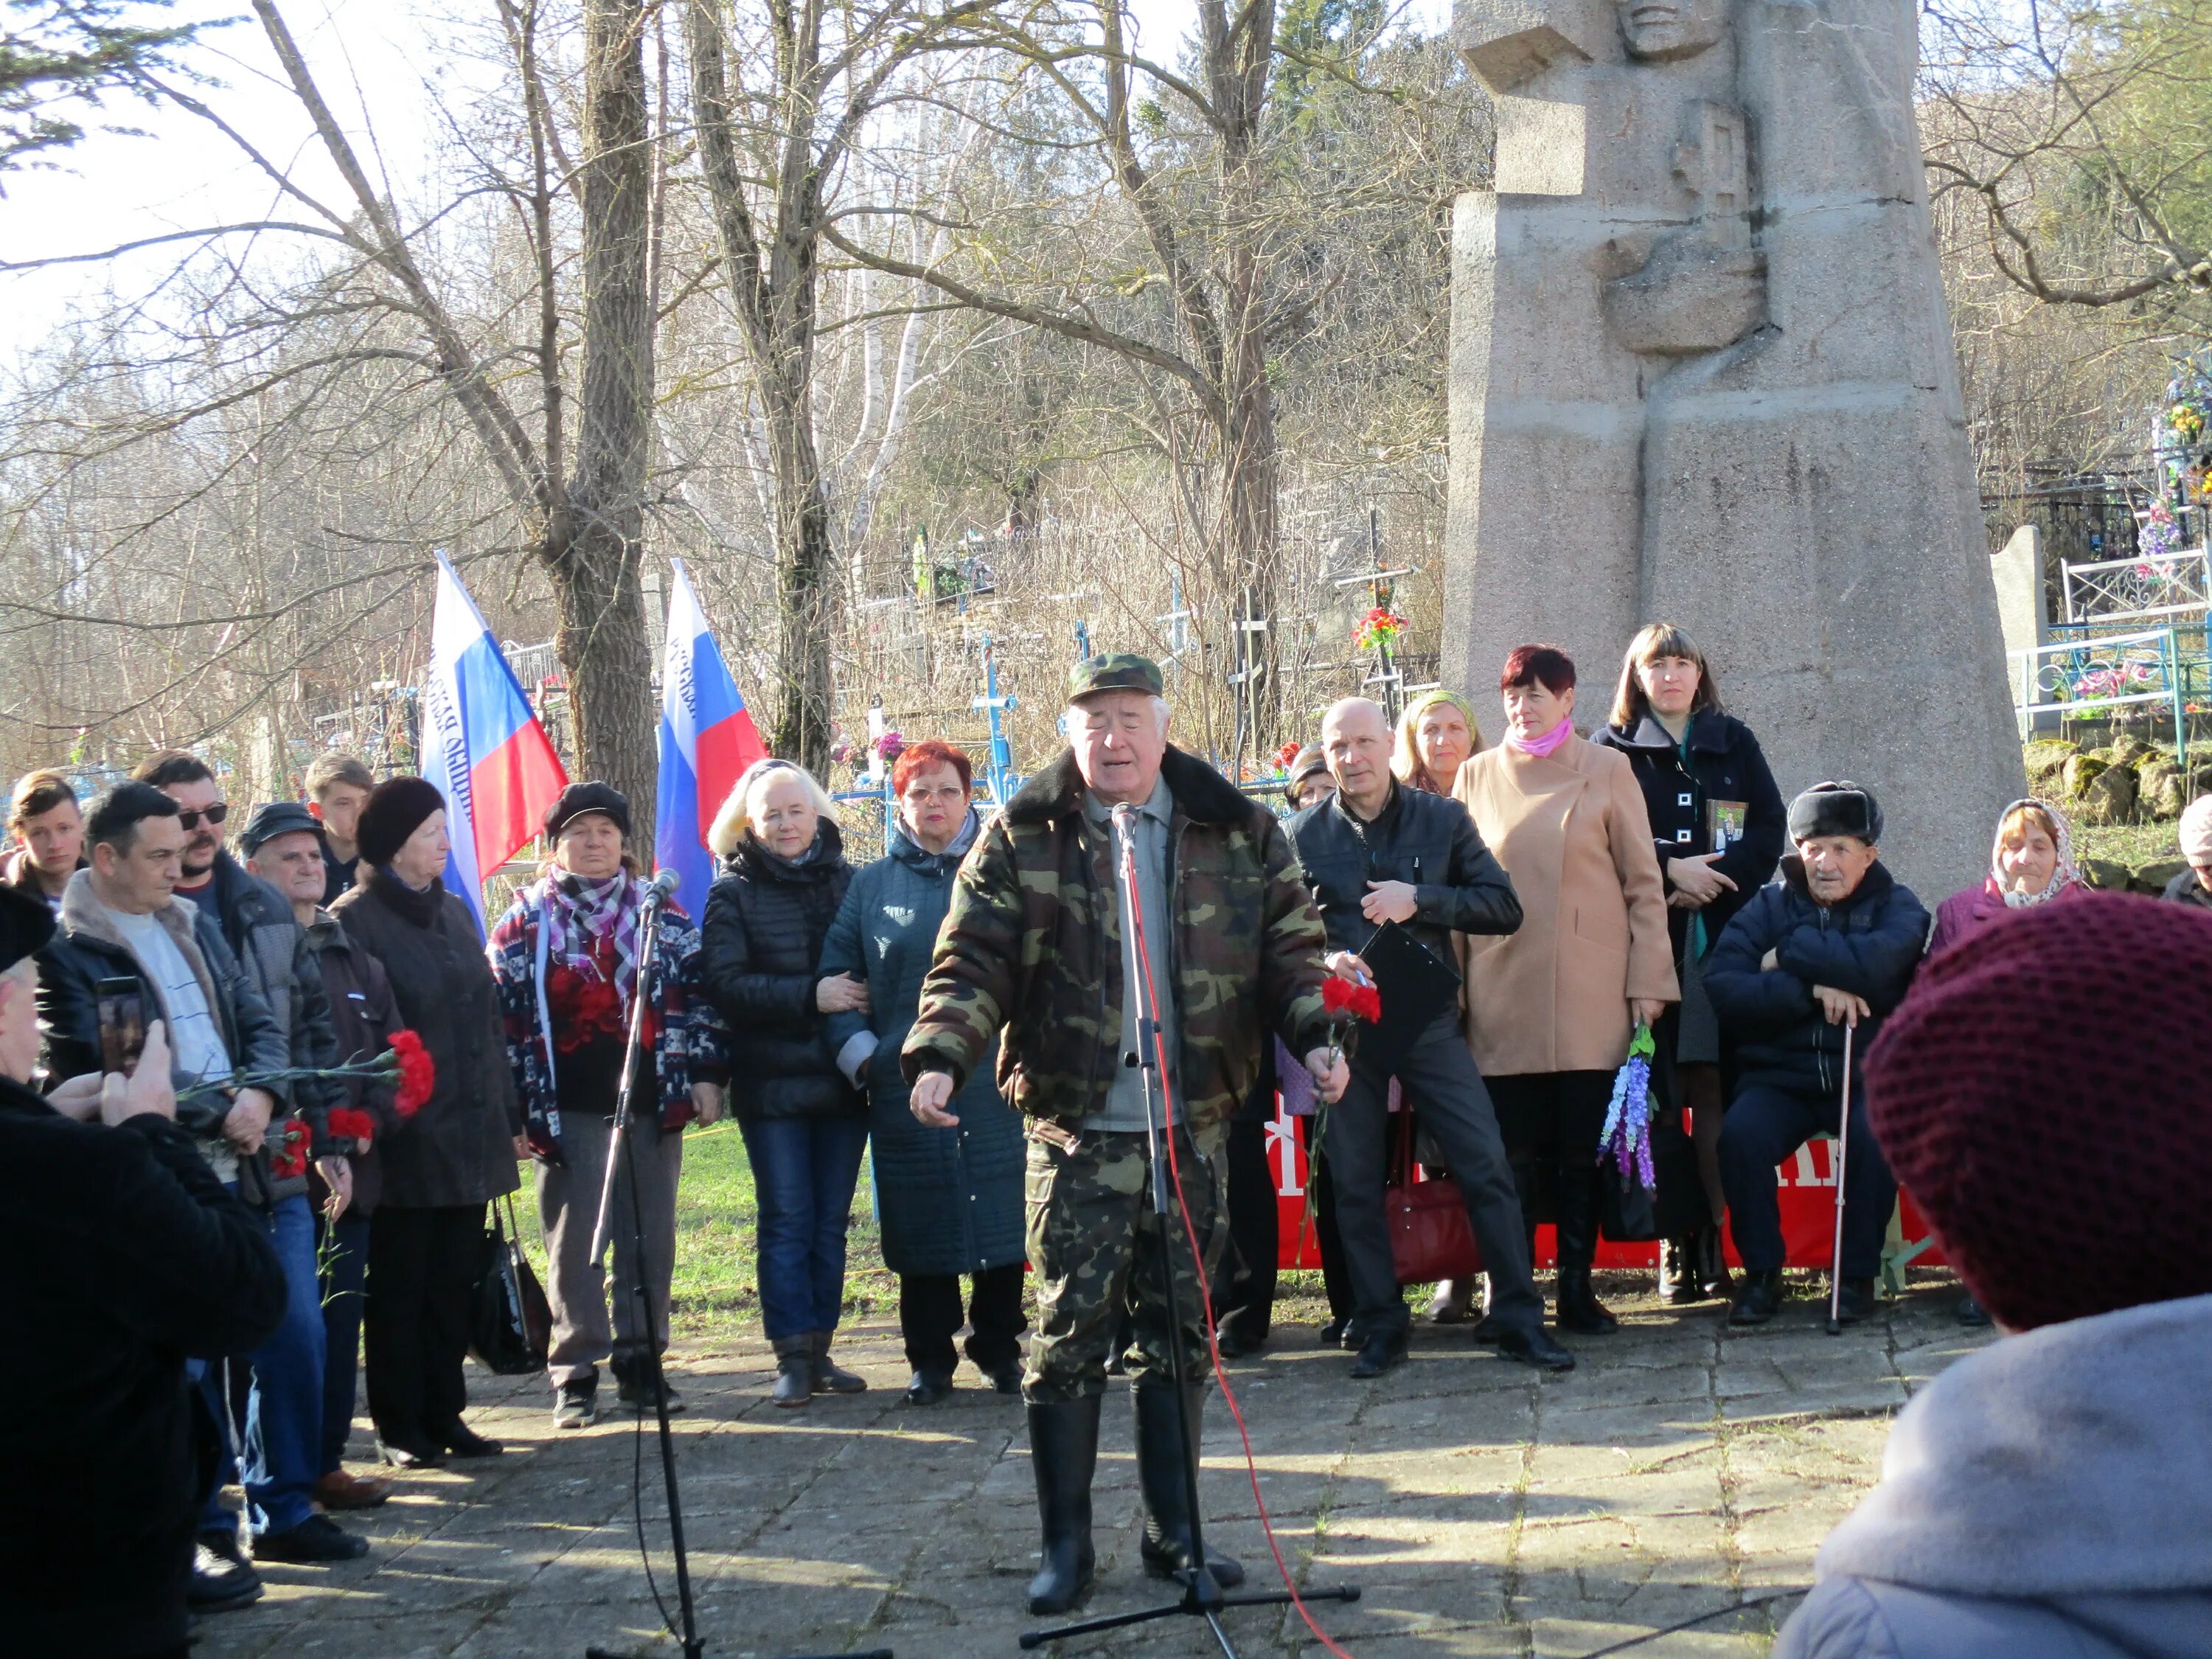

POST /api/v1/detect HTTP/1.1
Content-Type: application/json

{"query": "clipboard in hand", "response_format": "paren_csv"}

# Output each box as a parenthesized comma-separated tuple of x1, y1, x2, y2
(1358, 921, 1461, 1072)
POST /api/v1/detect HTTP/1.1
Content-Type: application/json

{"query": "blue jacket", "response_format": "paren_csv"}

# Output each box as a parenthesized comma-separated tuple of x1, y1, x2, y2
(819, 815, 1023, 1278)
(1703, 859, 1929, 1096)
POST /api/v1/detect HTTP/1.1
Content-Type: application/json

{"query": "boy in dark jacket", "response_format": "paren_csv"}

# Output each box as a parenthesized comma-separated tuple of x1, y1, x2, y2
(1704, 782, 1930, 1327)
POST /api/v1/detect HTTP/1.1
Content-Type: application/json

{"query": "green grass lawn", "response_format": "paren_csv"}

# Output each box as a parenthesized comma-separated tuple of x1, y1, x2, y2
(509, 1123, 897, 1338)
(507, 1122, 1340, 1343)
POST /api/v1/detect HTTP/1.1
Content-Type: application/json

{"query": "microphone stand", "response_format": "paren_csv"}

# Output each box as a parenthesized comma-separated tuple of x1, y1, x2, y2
(1020, 807, 1359, 1656)
(584, 877, 703, 1659)
(580, 880, 894, 1659)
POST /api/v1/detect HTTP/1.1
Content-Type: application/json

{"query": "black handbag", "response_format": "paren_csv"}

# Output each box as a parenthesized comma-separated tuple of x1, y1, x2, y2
(469, 1195, 552, 1375)
(1598, 1157, 1660, 1242)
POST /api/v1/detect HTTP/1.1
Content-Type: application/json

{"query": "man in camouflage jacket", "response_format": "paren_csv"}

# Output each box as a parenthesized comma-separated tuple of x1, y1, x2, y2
(904, 655, 1346, 1615)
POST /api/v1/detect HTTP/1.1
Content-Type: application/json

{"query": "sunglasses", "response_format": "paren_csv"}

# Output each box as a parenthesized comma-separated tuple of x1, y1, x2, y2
(177, 803, 229, 831)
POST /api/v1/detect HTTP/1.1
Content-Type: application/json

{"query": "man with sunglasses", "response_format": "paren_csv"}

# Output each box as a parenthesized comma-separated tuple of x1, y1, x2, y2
(131, 752, 369, 1575)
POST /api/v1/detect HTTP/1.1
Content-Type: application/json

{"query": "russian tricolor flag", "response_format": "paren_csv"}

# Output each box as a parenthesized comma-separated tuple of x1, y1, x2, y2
(422, 552, 569, 933)
(656, 557, 766, 904)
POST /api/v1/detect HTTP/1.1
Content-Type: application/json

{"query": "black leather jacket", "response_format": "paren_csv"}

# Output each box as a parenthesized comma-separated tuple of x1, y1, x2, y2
(1287, 779, 1523, 965)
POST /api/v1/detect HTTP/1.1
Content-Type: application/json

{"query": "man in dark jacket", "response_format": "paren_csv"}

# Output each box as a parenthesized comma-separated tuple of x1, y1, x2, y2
(2163, 795, 2212, 911)
(0, 881, 287, 1659)
(1288, 698, 1572, 1378)
(905, 655, 1345, 1616)
(38, 782, 366, 1588)
(1704, 782, 1930, 1326)
(243, 799, 397, 1511)
(133, 759, 370, 1565)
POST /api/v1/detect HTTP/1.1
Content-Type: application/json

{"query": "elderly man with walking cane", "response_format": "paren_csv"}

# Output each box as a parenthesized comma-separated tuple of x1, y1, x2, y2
(1703, 783, 1930, 1327)
(903, 655, 1347, 1617)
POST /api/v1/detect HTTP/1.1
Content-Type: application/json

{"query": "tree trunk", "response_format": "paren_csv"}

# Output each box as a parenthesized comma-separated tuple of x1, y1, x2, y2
(760, 363, 838, 774)
(549, 0, 658, 841)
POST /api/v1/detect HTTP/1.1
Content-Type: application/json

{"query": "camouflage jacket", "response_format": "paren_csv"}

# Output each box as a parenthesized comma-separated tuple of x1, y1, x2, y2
(901, 745, 1332, 1136)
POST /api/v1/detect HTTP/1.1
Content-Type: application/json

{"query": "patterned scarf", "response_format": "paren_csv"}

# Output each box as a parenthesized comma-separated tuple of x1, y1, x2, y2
(1988, 797, 2082, 910)
(543, 869, 644, 1002)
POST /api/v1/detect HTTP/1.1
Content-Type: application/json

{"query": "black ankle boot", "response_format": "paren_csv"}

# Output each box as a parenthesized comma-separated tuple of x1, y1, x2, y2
(1133, 1381, 1244, 1589)
(1658, 1235, 1693, 1302)
(1554, 1265, 1621, 1334)
(1730, 1268, 1787, 1326)
(1694, 1223, 1734, 1299)
(1553, 1179, 1618, 1335)
(1024, 1396, 1101, 1615)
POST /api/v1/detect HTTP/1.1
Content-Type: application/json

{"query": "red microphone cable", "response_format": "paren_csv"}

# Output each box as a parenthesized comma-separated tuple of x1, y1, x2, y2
(1119, 837, 1360, 1659)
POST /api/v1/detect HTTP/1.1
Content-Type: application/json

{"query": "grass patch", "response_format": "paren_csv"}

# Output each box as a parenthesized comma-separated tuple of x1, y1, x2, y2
(505, 1124, 1353, 1343)
(509, 1121, 898, 1340)
(2074, 821, 2184, 869)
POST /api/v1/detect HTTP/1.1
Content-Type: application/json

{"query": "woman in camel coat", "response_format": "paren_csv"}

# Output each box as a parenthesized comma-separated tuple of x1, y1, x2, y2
(1453, 644, 1676, 1337)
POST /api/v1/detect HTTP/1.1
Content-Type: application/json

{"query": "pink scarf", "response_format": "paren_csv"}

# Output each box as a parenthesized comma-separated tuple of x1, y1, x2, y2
(1506, 719, 1573, 759)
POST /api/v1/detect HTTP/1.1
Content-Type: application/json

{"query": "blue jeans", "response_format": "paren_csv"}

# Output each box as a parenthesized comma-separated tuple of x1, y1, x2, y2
(316, 1208, 372, 1476)
(198, 1192, 327, 1537)
(737, 1115, 868, 1343)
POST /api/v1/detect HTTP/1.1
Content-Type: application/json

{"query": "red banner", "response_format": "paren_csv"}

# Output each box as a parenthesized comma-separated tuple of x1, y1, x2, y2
(1267, 1102, 1942, 1273)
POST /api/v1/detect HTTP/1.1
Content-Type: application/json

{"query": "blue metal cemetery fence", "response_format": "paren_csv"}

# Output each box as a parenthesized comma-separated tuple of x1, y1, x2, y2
(2011, 625, 2196, 765)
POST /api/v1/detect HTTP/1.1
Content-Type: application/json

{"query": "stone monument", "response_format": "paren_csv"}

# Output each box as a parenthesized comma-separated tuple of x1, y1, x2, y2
(1442, 0, 2026, 892)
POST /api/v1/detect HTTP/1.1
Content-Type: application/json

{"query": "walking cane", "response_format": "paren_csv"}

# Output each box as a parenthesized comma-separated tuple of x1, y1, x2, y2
(1824, 1020, 1857, 1336)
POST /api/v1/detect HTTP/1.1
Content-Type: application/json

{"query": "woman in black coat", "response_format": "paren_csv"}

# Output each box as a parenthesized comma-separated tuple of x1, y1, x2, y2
(1593, 625, 1784, 1305)
(329, 778, 522, 1467)
(698, 759, 866, 1408)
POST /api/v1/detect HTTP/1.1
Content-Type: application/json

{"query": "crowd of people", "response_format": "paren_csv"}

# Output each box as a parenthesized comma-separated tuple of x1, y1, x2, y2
(3, 622, 2210, 1655)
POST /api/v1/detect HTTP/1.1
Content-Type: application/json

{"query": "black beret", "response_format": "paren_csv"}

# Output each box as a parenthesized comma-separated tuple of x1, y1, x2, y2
(356, 776, 447, 869)
(1789, 780, 1883, 846)
(239, 801, 324, 858)
(0, 883, 55, 975)
(543, 782, 632, 842)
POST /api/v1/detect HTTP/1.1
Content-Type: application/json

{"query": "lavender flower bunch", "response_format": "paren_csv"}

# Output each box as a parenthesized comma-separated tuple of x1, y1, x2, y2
(1597, 1023, 1659, 1190)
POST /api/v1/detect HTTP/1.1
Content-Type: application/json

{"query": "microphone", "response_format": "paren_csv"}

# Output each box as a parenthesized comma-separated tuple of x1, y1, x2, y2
(642, 867, 680, 905)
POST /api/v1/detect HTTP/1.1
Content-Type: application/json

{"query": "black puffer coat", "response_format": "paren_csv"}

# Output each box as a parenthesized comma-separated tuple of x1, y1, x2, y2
(1704, 859, 1930, 1097)
(328, 869, 521, 1208)
(700, 821, 863, 1121)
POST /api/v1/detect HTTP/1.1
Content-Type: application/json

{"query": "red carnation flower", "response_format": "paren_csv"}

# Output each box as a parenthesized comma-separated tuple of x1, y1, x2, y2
(329, 1107, 376, 1148)
(389, 1030, 435, 1118)
(268, 1116, 310, 1181)
(1322, 977, 1382, 1024)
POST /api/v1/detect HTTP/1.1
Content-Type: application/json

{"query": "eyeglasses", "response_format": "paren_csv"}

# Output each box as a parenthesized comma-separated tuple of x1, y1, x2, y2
(177, 803, 229, 830)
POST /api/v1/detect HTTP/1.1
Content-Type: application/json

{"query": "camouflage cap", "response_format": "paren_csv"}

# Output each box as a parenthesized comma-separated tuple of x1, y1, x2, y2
(1066, 653, 1165, 703)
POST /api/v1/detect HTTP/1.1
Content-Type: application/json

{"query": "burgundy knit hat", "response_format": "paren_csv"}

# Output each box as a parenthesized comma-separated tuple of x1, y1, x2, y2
(1865, 891, 2212, 1331)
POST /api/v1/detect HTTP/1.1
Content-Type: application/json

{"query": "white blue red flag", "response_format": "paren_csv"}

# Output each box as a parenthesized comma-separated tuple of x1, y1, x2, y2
(656, 557, 766, 904)
(422, 552, 568, 933)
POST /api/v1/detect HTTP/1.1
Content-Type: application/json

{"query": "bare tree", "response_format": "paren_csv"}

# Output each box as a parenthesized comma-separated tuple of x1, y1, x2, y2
(682, 0, 992, 770)
(1922, 0, 2212, 319)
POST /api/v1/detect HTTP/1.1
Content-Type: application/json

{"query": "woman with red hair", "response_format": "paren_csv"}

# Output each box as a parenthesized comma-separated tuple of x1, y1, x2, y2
(1454, 645, 1677, 1338)
(816, 740, 1026, 1405)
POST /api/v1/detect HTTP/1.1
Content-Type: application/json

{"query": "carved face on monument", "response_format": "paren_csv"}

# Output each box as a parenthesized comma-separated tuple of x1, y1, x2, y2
(1617, 0, 1728, 61)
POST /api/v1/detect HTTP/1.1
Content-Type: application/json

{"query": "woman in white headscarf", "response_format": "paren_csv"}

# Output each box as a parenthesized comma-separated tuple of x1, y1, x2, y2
(1929, 799, 2089, 953)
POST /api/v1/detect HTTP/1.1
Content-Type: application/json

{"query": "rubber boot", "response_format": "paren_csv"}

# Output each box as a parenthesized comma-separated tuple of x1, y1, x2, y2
(1024, 1396, 1101, 1615)
(1553, 1175, 1619, 1335)
(771, 1335, 813, 1408)
(1133, 1380, 1245, 1589)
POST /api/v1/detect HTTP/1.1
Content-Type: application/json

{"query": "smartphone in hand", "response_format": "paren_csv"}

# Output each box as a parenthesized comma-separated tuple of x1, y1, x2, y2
(95, 977, 147, 1076)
